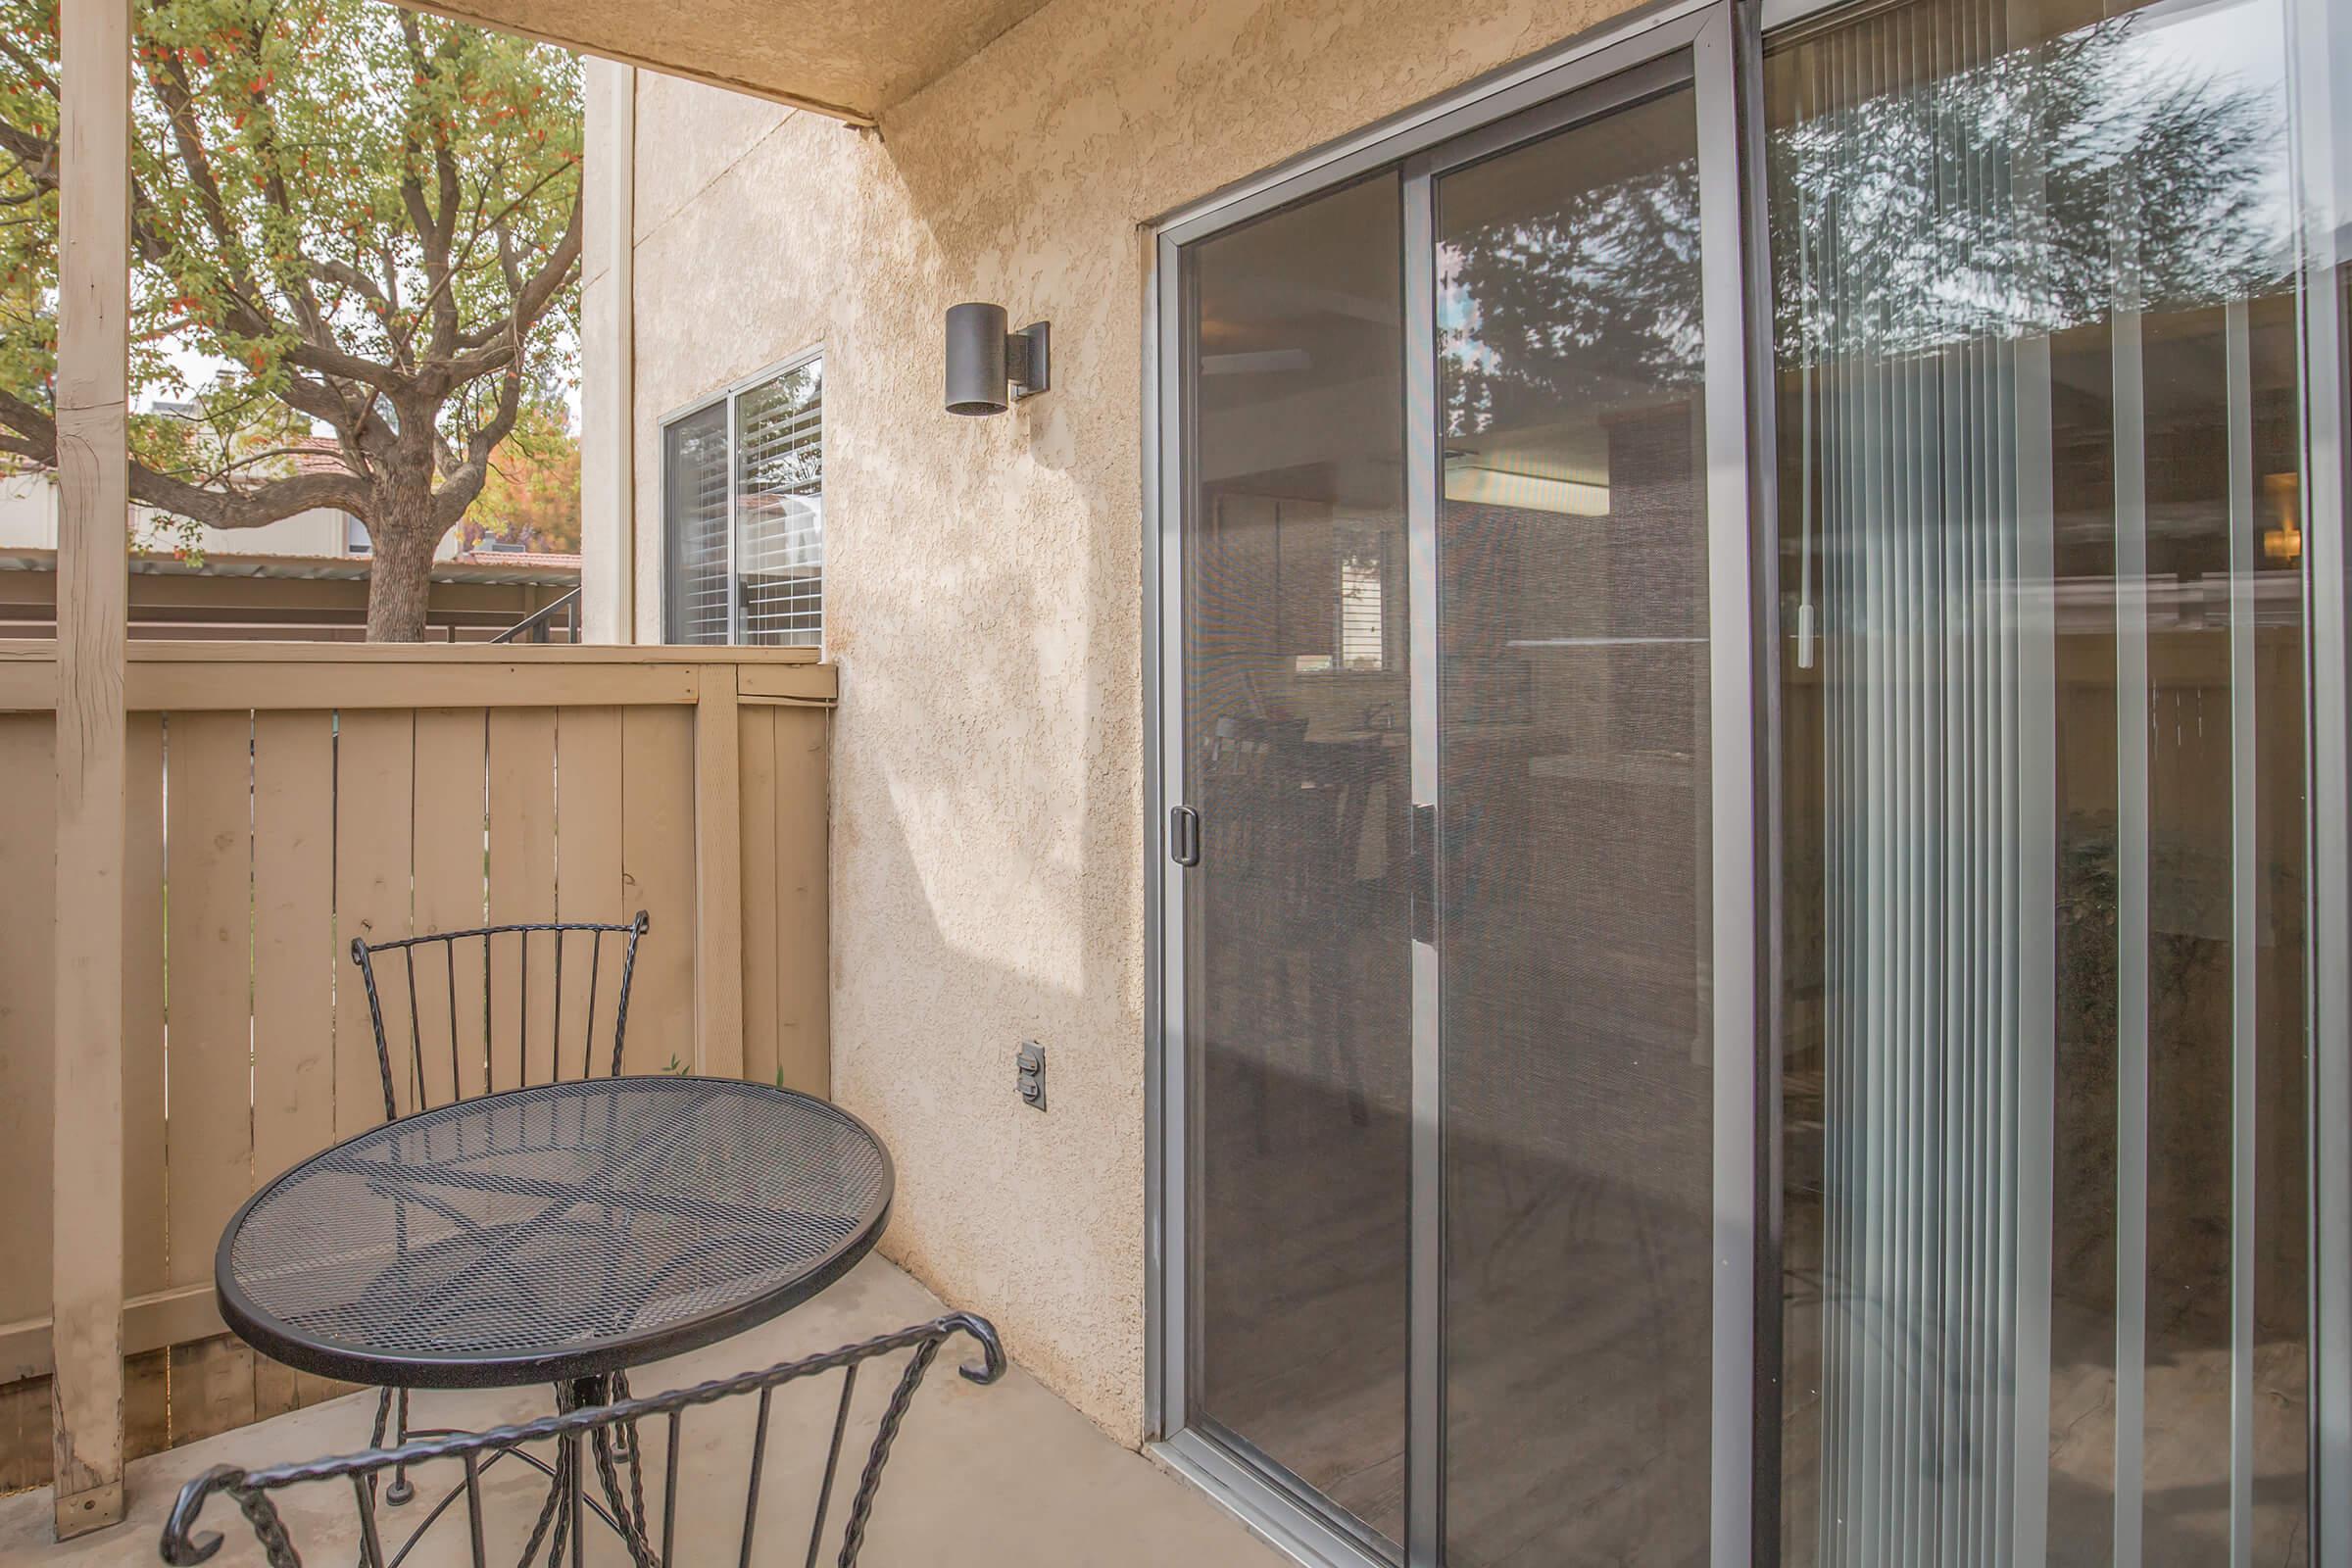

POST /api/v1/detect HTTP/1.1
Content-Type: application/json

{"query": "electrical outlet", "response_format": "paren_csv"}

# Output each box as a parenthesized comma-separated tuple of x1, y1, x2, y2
(1017, 1042, 1047, 1111)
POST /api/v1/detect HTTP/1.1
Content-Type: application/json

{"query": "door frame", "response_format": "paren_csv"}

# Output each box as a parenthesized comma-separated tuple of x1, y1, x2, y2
(1141, 4, 1769, 1562)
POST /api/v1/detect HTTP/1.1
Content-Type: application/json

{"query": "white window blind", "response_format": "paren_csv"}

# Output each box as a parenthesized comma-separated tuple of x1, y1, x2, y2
(735, 361, 823, 646)
(662, 402, 731, 644)
(662, 354, 824, 646)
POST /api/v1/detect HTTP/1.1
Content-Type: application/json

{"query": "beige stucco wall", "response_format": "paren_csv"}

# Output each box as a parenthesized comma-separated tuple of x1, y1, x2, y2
(624, 0, 1647, 1445)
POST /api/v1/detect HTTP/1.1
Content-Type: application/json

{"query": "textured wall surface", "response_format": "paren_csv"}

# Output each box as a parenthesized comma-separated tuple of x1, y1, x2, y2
(628, 0, 1646, 1445)
(416, 0, 1053, 122)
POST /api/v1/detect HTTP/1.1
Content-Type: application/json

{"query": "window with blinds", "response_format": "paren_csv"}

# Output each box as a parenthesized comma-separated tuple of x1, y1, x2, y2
(661, 354, 824, 646)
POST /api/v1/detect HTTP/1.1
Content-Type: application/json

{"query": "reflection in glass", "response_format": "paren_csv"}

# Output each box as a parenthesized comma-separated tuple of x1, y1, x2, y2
(1435, 82, 1713, 1566)
(1766, 0, 2313, 1561)
(1182, 172, 1411, 1550)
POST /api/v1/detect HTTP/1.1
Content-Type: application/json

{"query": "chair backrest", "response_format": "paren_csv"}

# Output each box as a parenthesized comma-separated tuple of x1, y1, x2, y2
(1201, 715, 1368, 900)
(349, 913, 650, 1123)
(160, 1312, 1004, 1568)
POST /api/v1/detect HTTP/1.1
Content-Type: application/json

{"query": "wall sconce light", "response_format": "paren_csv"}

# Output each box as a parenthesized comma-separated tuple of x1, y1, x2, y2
(945, 303, 1050, 416)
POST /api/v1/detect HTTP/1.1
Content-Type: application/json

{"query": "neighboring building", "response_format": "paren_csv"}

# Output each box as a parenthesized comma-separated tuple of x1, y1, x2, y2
(0, 451, 574, 640)
(582, 0, 2352, 1562)
(0, 466, 375, 561)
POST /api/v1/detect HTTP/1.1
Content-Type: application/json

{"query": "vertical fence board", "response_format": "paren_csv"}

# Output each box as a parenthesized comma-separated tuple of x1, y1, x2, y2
(620, 706, 696, 1075)
(252, 1357, 355, 1423)
(772, 709, 830, 1097)
(739, 705, 780, 1089)
(252, 713, 335, 1189)
(122, 1349, 169, 1459)
(0, 714, 55, 1337)
(335, 710, 415, 1132)
(121, 716, 166, 1303)
(555, 708, 625, 1077)
(166, 1335, 254, 1448)
(0, 1376, 50, 1493)
(163, 712, 257, 1444)
(693, 675, 743, 1077)
(163, 712, 255, 1292)
(487, 710, 559, 1091)
(413, 710, 490, 1107)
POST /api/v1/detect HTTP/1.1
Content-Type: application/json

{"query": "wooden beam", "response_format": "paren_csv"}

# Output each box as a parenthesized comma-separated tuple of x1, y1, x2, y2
(0, 659, 57, 711)
(122, 640, 820, 664)
(128, 658, 699, 711)
(734, 662, 839, 705)
(693, 668, 744, 1077)
(51, 0, 131, 1535)
(0, 645, 839, 715)
(0, 1285, 228, 1388)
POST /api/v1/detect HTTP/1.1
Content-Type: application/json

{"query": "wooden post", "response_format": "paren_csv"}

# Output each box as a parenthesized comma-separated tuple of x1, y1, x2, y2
(694, 668, 744, 1077)
(51, 0, 131, 1537)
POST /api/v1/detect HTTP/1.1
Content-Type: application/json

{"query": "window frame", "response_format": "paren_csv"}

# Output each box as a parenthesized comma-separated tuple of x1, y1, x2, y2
(658, 343, 826, 647)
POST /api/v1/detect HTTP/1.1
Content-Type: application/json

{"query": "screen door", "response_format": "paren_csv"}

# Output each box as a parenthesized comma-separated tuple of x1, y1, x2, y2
(1161, 10, 1758, 1563)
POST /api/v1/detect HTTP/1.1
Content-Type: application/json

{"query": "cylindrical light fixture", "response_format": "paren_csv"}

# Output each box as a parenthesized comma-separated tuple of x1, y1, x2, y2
(945, 303, 1050, 416)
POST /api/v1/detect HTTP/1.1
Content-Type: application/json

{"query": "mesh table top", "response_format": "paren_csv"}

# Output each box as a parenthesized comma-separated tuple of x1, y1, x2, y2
(218, 1078, 893, 1389)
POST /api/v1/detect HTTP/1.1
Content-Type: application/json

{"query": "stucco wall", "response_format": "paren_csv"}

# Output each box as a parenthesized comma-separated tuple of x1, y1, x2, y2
(625, 0, 1646, 1445)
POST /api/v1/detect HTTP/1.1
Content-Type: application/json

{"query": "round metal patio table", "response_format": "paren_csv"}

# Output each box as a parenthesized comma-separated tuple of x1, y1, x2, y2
(214, 1076, 893, 1564)
(217, 1075, 894, 1391)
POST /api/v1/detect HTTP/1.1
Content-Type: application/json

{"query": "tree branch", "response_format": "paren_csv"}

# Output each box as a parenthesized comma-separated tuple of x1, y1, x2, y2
(0, 387, 368, 528)
(428, 192, 580, 394)
(431, 366, 525, 529)
(398, 11, 463, 362)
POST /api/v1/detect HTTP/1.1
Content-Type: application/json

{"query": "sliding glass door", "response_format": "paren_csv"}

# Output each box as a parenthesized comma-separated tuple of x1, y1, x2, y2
(1179, 168, 1415, 1550)
(1428, 66, 1728, 1566)
(1156, 0, 2348, 1562)
(1161, 12, 1756, 1564)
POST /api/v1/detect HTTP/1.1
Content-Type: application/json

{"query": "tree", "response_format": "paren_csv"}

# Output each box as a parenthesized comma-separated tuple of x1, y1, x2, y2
(0, 0, 582, 639)
(462, 400, 579, 554)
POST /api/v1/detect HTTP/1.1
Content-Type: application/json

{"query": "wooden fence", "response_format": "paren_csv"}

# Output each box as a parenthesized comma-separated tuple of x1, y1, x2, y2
(0, 643, 834, 1490)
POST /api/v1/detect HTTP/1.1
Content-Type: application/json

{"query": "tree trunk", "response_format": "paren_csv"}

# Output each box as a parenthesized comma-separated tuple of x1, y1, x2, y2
(364, 493, 443, 642)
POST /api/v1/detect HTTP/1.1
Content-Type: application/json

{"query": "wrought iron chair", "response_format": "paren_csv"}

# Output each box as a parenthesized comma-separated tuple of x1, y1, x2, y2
(347, 912, 651, 1501)
(350, 913, 653, 1122)
(160, 1312, 1004, 1568)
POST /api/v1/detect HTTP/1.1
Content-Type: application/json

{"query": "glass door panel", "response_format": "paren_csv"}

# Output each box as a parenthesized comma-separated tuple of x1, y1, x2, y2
(1763, 0, 2318, 1561)
(1430, 78, 1718, 1566)
(1180, 171, 1413, 1551)
(1171, 20, 1751, 1563)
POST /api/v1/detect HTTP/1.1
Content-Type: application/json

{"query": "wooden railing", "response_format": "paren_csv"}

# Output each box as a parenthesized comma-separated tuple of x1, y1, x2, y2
(0, 643, 833, 1492)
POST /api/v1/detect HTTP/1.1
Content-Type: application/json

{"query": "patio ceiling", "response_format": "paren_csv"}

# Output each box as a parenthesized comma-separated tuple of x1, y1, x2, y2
(396, 0, 1054, 123)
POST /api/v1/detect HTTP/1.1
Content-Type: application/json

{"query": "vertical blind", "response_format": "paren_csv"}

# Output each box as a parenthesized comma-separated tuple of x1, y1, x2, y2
(662, 356, 824, 647)
(662, 402, 731, 645)
(1791, 7, 2060, 1558)
(1773, 0, 2311, 1561)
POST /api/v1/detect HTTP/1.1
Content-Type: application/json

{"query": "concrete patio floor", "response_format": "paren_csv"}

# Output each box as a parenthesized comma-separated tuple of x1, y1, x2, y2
(0, 1257, 1284, 1566)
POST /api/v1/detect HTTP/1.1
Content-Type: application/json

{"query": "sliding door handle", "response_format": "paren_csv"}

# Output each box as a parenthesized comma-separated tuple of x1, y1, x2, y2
(1412, 802, 1437, 944)
(1169, 805, 1200, 866)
